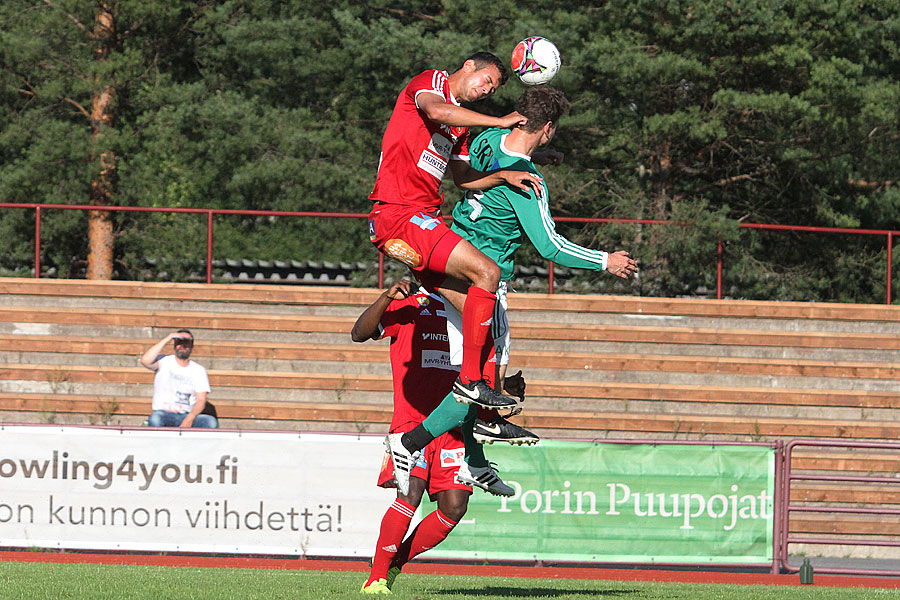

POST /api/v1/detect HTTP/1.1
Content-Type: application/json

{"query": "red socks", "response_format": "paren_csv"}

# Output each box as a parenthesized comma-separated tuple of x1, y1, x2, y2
(461, 286, 497, 383)
(365, 498, 415, 586)
(392, 508, 458, 568)
(368, 505, 460, 582)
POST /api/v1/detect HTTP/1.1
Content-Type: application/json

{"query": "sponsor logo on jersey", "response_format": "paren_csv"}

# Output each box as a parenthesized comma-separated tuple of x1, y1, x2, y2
(440, 447, 465, 467)
(410, 212, 441, 231)
(431, 132, 453, 155)
(417, 149, 446, 179)
(422, 332, 448, 341)
(418, 133, 452, 179)
(384, 238, 422, 268)
(421, 349, 456, 371)
(368, 219, 376, 241)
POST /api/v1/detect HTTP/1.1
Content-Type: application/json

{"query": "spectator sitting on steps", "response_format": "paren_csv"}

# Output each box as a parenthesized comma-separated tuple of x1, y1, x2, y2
(139, 329, 217, 428)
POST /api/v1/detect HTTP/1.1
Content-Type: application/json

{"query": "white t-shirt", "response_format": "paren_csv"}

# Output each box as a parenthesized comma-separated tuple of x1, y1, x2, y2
(151, 355, 212, 414)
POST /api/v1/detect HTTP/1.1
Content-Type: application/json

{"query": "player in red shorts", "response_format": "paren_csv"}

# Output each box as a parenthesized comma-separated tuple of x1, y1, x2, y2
(368, 51, 540, 410)
(353, 280, 485, 594)
(369, 53, 542, 497)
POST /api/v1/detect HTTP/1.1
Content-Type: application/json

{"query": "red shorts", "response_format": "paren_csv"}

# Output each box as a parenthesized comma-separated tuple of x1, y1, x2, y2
(378, 425, 472, 500)
(368, 203, 463, 285)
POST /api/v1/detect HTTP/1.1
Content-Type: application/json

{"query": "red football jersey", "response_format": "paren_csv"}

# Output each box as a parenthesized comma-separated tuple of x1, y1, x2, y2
(369, 69, 470, 211)
(378, 289, 459, 428)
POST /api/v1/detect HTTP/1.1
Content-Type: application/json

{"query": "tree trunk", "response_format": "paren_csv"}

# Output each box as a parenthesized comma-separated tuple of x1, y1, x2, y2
(86, 3, 117, 280)
(642, 139, 674, 295)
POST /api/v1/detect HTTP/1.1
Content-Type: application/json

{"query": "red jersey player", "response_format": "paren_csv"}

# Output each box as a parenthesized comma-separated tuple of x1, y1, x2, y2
(353, 279, 479, 594)
(369, 53, 540, 494)
(368, 52, 539, 410)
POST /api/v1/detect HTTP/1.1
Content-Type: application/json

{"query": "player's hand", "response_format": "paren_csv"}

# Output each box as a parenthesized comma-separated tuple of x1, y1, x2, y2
(533, 149, 564, 166)
(386, 279, 416, 300)
(498, 111, 528, 129)
(499, 170, 543, 195)
(503, 370, 526, 401)
(606, 251, 638, 279)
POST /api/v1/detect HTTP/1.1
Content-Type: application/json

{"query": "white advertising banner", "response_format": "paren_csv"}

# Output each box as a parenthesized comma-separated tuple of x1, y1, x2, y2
(0, 425, 394, 555)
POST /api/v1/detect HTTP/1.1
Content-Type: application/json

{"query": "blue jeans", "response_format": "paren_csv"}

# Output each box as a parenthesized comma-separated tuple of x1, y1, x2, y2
(147, 410, 218, 428)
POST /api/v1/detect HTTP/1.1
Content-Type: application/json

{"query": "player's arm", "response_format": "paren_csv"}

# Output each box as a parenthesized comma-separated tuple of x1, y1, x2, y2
(139, 332, 187, 370)
(511, 189, 636, 277)
(179, 392, 207, 428)
(417, 93, 525, 129)
(448, 159, 543, 195)
(350, 280, 415, 342)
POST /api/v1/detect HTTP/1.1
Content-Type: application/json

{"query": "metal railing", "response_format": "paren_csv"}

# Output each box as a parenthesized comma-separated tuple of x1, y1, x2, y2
(3, 202, 900, 302)
(780, 439, 900, 577)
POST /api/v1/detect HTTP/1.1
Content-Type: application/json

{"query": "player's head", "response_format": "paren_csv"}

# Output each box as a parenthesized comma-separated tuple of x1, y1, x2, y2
(173, 328, 194, 359)
(456, 52, 509, 102)
(515, 85, 569, 142)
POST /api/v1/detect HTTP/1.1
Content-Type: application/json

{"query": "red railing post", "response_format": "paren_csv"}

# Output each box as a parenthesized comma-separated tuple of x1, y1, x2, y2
(206, 211, 214, 284)
(548, 261, 555, 294)
(887, 232, 893, 305)
(716, 236, 723, 300)
(34, 206, 42, 279)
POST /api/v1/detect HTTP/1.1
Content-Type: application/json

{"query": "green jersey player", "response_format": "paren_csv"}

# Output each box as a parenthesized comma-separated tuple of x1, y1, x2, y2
(452, 86, 636, 283)
(438, 84, 637, 440)
(388, 87, 637, 499)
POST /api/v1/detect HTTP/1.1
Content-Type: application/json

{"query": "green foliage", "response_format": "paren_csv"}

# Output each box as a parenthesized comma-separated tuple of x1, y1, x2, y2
(0, 1, 898, 300)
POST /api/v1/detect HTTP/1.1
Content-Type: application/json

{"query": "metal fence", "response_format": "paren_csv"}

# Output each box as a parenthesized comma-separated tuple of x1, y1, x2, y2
(3, 202, 900, 302)
(780, 439, 900, 577)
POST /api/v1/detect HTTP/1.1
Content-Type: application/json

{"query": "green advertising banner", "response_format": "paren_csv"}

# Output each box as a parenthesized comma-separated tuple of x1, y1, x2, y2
(422, 442, 775, 564)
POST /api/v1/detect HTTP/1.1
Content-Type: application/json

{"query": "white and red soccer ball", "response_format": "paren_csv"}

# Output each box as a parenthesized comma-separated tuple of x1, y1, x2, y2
(511, 36, 561, 85)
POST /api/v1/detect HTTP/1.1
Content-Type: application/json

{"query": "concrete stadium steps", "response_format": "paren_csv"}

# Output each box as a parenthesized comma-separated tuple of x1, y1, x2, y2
(6, 277, 900, 328)
(3, 388, 900, 442)
(2, 365, 900, 434)
(5, 334, 900, 382)
(4, 333, 900, 422)
(2, 278, 900, 442)
(792, 483, 900, 504)
(790, 451, 900, 473)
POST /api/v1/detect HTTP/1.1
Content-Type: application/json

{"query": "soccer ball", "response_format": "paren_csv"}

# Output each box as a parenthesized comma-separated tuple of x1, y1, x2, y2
(511, 36, 561, 85)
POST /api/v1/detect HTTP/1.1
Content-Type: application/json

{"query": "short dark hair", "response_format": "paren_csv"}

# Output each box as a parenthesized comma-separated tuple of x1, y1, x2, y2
(515, 86, 569, 132)
(176, 328, 193, 340)
(462, 52, 509, 86)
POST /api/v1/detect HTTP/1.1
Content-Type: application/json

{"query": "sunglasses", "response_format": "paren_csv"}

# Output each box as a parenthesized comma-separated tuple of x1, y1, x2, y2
(174, 338, 194, 346)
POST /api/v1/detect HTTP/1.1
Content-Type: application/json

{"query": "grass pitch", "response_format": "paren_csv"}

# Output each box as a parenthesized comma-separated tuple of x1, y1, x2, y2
(0, 562, 897, 599)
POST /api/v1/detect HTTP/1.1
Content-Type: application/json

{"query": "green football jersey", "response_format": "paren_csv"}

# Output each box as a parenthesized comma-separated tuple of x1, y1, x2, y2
(451, 128, 608, 281)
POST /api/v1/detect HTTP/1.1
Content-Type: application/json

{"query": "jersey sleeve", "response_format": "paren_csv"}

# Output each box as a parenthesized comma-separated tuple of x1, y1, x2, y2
(411, 70, 448, 109)
(509, 178, 609, 272)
